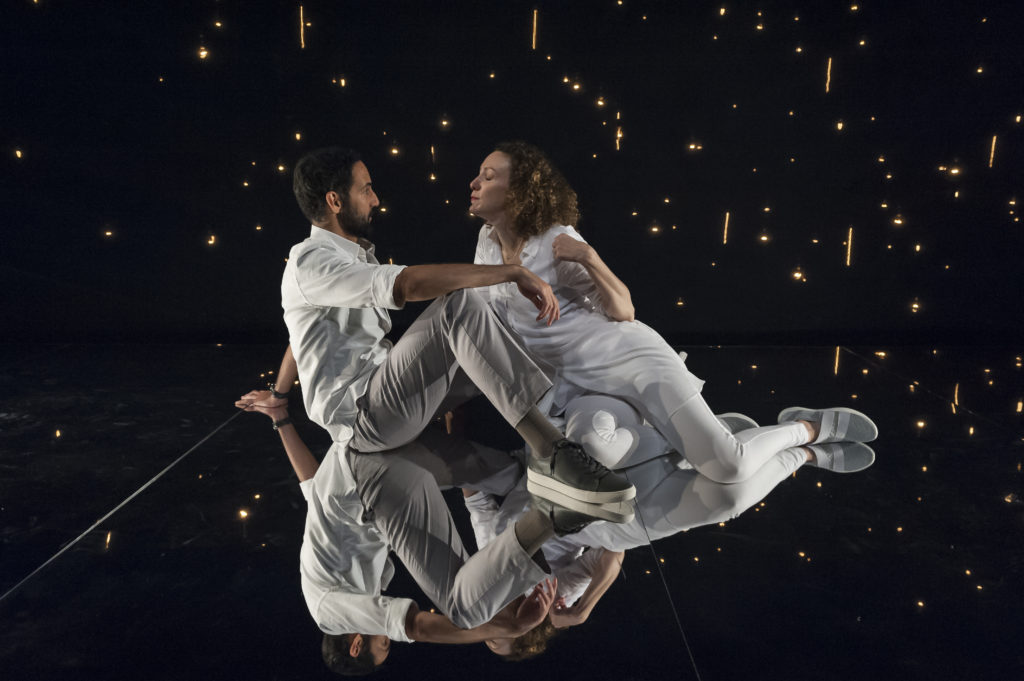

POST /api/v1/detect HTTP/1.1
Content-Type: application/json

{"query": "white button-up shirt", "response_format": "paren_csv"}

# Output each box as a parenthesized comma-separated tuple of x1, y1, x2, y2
(281, 226, 406, 443)
(299, 444, 414, 642)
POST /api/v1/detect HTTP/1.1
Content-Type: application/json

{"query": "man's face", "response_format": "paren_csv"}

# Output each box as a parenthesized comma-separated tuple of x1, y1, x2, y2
(468, 151, 511, 223)
(339, 161, 379, 239)
(366, 634, 391, 665)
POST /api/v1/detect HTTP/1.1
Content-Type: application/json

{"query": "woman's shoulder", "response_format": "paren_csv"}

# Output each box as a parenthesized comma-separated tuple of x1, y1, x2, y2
(539, 224, 583, 244)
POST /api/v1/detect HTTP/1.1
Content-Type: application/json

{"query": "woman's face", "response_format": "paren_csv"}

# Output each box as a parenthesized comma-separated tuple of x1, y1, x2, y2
(469, 151, 511, 223)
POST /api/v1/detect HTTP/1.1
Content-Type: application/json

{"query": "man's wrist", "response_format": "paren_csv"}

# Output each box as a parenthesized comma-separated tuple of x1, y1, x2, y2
(269, 384, 290, 400)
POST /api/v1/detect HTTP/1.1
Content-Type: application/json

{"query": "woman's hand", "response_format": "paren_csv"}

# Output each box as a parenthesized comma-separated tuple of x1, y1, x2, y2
(512, 578, 558, 634)
(552, 234, 594, 265)
(548, 596, 588, 629)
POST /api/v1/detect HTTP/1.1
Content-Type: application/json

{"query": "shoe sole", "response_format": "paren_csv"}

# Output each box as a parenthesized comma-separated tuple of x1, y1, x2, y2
(529, 483, 635, 524)
(526, 468, 636, 503)
(778, 406, 878, 443)
(808, 442, 876, 473)
(717, 412, 759, 433)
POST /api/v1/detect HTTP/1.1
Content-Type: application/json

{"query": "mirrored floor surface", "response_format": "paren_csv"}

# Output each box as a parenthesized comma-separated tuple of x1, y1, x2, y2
(1, 343, 1021, 680)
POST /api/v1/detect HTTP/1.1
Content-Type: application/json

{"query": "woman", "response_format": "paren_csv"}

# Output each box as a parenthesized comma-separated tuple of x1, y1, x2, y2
(467, 141, 877, 484)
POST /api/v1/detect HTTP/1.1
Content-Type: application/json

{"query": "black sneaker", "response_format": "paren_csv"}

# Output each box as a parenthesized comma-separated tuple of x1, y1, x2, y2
(527, 439, 636, 504)
(531, 493, 634, 536)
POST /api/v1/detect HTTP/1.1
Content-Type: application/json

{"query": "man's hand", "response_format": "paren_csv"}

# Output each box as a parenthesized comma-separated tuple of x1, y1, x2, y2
(510, 578, 557, 634)
(235, 390, 289, 421)
(512, 267, 560, 326)
(548, 595, 587, 629)
(552, 234, 594, 266)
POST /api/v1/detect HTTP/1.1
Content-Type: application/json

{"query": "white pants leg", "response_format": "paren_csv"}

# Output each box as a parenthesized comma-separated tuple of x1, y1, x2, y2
(572, 446, 807, 550)
(349, 428, 546, 629)
(662, 393, 808, 483)
(350, 288, 552, 452)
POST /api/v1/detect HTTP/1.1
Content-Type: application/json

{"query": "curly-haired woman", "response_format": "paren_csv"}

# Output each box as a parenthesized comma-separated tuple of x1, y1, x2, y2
(468, 141, 878, 484)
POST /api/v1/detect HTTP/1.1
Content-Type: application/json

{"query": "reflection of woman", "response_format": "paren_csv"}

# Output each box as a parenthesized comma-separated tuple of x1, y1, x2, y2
(467, 141, 878, 483)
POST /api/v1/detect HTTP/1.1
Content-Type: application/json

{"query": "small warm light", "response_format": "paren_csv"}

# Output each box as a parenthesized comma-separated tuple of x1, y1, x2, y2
(14, 149, 23, 159)
(875, 351, 887, 358)
(379, 207, 387, 213)
(850, 4, 859, 10)
(792, 269, 803, 280)
(694, 556, 700, 562)
(659, 557, 666, 564)
(664, 197, 671, 204)
(207, 235, 216, 245)
(836, 120, 844, 131)
(763, 206, 771, 213)
(390, 147, 399, 155)
(976, 66, 984, 74)
(429, 173, 436, 181)
(295, 132, 301, 141)
(596, 97, 605, 107)
(339, 77, 347, 87)
(277, 164, 286, 172)
(55, 429, 61, 438)
(238, 509, 249, 519)
(914, 244, 922, 252)
(969, 426, 974, 436)
(214, 20, 222, 28)
(859, 39, 866, 46)
(916, 420, 925, 429)
(795, 46, 803, 53)
(756, 24, 763, 31)
(675, 297, 685, 307)
(1017, 400, 1022, 413)
(917, 601, 924, 608)
(105, 531, 112, 549)
(816, 481, 822, 488)
(720, 7, 725, 15)
(949, 167, 960, 175)
(893, 216, 904, 226)
(798, 551, 805, 557)
(897, 526, 904, 533)
(922, 466, 928, 472)
(104, 230, 113, 237)
(572, 82, 581, 91)
(255, 224, 262, 231)
(242, 181, 249, 187)
(198, 46, 209, 59)
(759, 233, 769, 242)
(649, 225, 660, 234)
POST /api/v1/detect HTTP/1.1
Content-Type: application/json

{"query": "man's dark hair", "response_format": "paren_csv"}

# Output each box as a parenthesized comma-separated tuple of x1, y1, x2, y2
(293, 147, 363, 223)
(322, 633, 380, 676)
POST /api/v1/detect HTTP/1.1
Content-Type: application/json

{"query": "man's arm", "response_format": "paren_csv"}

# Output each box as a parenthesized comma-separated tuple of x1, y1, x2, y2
(552, 234, 634, 322)
(549, 550, 624, 629)
(405, 579, 557, 644)
(393, 264, 560, 325)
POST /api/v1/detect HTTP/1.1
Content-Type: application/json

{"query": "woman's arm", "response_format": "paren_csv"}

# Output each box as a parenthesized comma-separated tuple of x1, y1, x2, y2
(549, 550, 624, 629)
(406, 580, 557, 643)
(552, 234, 634, 322)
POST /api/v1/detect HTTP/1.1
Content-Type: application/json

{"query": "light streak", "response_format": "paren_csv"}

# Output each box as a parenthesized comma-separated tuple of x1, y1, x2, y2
(989, 135, 997, 167)
(954, 383, 959, 405)
(846, 226, 853, 266)
(825, 57, 832, 93)
(299, 5, 305, 49)
(722, 212, 729, 244)
(532, 9, 538, 50)
(834, 346, 840, 375)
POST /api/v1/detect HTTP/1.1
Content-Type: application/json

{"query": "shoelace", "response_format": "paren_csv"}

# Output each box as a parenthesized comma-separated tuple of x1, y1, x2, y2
(556, 440, 610, 478)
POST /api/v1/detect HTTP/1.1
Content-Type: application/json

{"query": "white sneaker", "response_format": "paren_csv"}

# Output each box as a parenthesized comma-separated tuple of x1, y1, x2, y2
(778, 406, 878, 444)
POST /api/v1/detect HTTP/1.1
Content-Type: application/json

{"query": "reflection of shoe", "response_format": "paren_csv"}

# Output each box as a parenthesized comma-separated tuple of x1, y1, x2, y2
(806, 442, 876, 473)
(778, 406, 878, 444)
(531, 493, 634, 536)
(527, 439, 636, 504)
(717, 412, 759, 433)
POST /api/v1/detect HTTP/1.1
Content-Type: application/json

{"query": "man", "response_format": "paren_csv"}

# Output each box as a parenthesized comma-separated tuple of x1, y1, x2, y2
(238, 146, 635, 672)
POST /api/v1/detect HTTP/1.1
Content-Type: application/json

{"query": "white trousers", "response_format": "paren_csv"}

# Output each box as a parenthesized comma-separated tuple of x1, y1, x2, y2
(565, 392, 808, 483)
(349, 426, 547, 629)
(350, 289, 552, 452)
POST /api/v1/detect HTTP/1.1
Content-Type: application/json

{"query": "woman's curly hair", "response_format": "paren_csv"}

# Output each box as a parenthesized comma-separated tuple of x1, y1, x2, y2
(500, 616, 560, 662)
(495, 141, 579, 239)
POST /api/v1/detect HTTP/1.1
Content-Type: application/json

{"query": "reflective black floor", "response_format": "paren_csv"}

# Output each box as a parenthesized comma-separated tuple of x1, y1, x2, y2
(2, 344, 1022, 680)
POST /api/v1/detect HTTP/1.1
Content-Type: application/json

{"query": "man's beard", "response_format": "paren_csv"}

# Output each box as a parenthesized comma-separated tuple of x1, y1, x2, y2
(341, 204, 373, 239)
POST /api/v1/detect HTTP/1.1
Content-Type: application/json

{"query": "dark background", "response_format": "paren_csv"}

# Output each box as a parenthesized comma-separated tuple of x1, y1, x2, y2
(3, 0, 1022, 345)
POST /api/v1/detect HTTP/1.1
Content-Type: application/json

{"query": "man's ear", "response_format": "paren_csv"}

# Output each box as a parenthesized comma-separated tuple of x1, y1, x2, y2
(348, 633, 363, 658)
(325, 190, 344, 216)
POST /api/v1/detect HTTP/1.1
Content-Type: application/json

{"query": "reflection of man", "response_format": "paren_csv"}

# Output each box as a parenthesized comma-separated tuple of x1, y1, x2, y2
(238, 146, 635, 673)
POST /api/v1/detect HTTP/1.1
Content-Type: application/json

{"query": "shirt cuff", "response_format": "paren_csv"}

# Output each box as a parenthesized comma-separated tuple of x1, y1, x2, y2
(371, 264, 407, 309)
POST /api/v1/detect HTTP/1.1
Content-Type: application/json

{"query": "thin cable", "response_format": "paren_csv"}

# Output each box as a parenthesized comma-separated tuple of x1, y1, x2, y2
(0, 409, 245, 605)
(626, 472, 703, 681)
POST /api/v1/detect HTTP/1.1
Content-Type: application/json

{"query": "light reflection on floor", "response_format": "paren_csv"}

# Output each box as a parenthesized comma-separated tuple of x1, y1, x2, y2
(0, 344, 1021, 679)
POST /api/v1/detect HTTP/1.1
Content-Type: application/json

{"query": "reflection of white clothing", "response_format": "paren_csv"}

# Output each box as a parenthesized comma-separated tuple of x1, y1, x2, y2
(474, 224, 809, 483)
(465, 400, 805, 603)
(300, 431, 544, 637)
